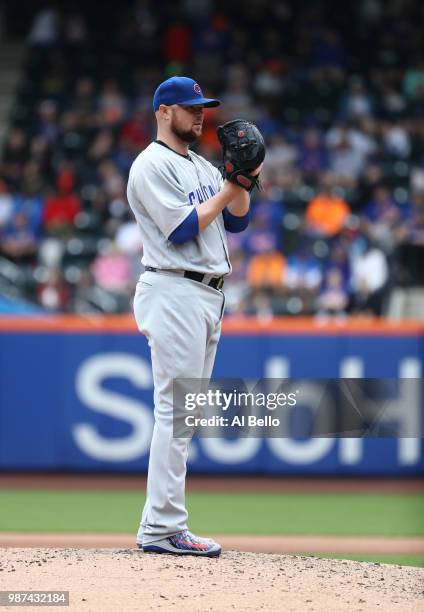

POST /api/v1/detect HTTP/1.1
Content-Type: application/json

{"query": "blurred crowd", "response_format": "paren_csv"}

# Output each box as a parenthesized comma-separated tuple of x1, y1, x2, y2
(0, 0, 423, 315)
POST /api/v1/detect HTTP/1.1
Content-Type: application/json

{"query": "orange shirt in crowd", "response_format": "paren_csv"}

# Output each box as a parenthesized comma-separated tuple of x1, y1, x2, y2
(306, 193, 350, 236)
(247, 251, 286, 288)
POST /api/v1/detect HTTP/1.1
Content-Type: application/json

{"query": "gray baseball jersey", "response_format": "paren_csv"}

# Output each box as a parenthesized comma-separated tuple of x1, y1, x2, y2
(130, 138, 233, 549)
(127, 141, 231, 275)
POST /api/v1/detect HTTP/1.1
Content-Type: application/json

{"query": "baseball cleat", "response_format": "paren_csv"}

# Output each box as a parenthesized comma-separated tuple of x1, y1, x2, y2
(140, 530, 221, 557)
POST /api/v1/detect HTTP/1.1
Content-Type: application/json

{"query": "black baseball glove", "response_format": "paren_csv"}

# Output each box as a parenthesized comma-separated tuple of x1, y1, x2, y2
(216, 119, 266, 193)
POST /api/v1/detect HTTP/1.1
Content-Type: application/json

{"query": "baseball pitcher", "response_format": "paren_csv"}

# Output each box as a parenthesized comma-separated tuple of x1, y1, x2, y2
(127, 76, 265, 557)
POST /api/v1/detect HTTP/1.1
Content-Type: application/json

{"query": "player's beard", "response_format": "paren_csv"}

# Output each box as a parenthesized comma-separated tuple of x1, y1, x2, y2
(170, 117, 201, 143)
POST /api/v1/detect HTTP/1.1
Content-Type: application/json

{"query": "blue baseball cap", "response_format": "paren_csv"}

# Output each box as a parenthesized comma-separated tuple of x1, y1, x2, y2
(153, 76, 220, 112)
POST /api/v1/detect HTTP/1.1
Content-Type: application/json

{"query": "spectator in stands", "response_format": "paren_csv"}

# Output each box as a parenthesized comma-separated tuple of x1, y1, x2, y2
(43, 164, 81, 237)
(1, 212, 39, 262)
(379, 83, 407, 118)
(28, 7, 59, 47)
(305, 175, 350, 237)
(311, 29, 346, 77)
(69, 77, 96, 123)
(247, 249, 286, 290)
(361, 185, 405, 253)
(297, 129, 328, 181)
(86, 130, 115, 166)
(328, 129, 366, 183)
(285, 245, 322, 313)
(57, 111, 87, 161)
(317, 268, 349, 315)
(253, 110, 282, 146)
(113, 138, 138, 176)
(97, 160, 126, 208)
(11, 162, 44, 238)
(162, 19, 192, 64)
(36, 267, 70, 311)
(254, 60, 284, 99)
(221, 64, 254, 120)
(72, 270, 97, 313)
(381, 120, 411, 159)
(98, 80, 127, 127)
(317, 240, 351, 315)
(325, 240, 351, 285)
(265, 134, 298, 177)
(250, 186, 284, 240)
(340, 77, 374, 119)
(326, 121, 376, 183)
(243, 202, 282, 256)
(119, 106, 151, 155)
(20, 160, 44, 194)
(351, 240, 389, 315)
(37, 99, 60, 144)
(80, 130, 115, 186)
(91, 242, 132, 296)
(247, 289, 274, 323)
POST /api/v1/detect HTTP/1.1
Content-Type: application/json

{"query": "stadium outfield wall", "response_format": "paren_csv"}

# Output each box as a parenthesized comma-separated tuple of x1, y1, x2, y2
(0, 316, 423, 475)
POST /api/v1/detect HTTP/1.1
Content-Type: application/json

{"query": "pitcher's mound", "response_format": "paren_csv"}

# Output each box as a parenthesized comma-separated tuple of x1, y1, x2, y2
(0, 548, 422, 611)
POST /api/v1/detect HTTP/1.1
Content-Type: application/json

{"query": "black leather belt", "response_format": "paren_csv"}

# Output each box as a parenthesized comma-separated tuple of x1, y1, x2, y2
(145, 267, 224, 290)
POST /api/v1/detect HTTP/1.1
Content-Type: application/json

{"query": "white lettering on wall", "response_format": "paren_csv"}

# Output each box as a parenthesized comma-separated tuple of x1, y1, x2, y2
(73, 353, 153, 462)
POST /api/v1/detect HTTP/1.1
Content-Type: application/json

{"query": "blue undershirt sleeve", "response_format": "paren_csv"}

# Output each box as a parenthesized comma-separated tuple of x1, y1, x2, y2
(168, 208, 199, 243)
(222, 208, 250, 233)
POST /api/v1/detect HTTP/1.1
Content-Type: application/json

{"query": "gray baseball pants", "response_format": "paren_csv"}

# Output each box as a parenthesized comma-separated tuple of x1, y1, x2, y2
(133, 270, 224, 545)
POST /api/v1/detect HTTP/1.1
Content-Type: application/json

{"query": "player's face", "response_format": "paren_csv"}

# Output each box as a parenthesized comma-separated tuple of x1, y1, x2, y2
(170, 105, 204, 143)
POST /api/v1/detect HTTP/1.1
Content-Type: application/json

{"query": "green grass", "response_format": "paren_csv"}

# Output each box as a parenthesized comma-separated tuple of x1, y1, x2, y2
(0, 490, 423, 537)
(307, 554, 424, 568)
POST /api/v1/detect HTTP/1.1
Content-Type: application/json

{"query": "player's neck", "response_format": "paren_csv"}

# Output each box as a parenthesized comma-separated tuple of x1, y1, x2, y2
(156, 130, 189, 156)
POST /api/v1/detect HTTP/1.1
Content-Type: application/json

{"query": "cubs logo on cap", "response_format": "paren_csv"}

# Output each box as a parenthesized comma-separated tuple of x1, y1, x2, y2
(238, 130, 245, 137)
(153, 76, 220, 111)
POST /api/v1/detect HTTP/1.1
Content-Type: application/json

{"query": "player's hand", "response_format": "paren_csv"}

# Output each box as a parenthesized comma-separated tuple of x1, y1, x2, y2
(249, 163, 263, 177)
(223, 163, 263, 192)
(223, 179, 244, 192)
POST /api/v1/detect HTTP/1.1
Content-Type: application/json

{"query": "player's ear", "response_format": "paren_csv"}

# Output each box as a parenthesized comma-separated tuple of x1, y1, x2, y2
(158, 105, 171, 121)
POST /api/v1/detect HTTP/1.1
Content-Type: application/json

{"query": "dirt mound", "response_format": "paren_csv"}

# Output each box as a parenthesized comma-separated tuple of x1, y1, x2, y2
(2, 533, 424, 555)
(0, 548, 423, 611)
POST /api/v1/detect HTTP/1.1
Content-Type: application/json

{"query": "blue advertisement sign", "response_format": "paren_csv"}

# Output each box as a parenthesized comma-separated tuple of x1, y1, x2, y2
(0, 327, 423, 474)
